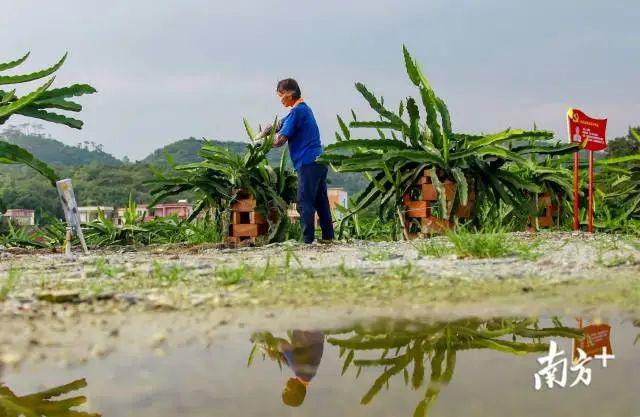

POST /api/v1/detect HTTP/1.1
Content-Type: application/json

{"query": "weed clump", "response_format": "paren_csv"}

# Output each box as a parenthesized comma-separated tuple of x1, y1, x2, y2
(150, 262, 184, 284)
(439, 229, 543, 259)
(413, 240, 452, 258)
(365, 249, 393, 262)
(0, 267, 19, 301)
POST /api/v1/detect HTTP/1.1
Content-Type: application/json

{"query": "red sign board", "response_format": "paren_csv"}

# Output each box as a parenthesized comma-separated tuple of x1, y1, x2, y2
(572, 323, 612, 364)
(567, 109, 608, 151)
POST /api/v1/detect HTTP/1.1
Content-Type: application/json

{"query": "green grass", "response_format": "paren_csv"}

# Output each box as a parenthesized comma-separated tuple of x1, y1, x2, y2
(594, 238, 621, 253)
(249, 258, 277, 282)
(446, 230, 511, 258)
(597, 255, 634, 268)
(150, 261, 184, 284)
(445, 230, 543, 260)
(215, 265, 247, 286)
(388, 262, 414, 280)
(214, 261, 282, 286)
(94, 257, 127, 278)
(283, 246, 312, 277)
(337, 262, 362, 279)
(593, 238, 632, 267)
(625, 238, 640, 251)
(0, 267, 19, 301)
(594, 239, 635, 267)
(413, 240, 452, 258)
(365, 249, 393, 262)
(512, 239, 544, 261)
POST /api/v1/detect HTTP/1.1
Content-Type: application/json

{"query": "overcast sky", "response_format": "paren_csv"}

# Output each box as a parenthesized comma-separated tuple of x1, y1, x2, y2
(1, 1, 638, 160)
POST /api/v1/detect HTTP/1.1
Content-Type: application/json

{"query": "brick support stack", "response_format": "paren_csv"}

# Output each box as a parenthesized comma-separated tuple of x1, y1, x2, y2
(226, 197, 269, 244)
(403, 170, 475, 236)
(529, 192, 559, 229)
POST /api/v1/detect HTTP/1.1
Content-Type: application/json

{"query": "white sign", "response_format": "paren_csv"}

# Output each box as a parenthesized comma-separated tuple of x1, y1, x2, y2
(56, 179, 89, 256)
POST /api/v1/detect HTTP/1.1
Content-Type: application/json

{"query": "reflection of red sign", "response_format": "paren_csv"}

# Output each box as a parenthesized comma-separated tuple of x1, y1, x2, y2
(567, 109, 608, 151)
(572, 323, 612, 364)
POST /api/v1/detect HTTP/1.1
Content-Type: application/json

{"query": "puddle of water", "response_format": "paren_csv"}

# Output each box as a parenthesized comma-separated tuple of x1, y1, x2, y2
(2, 315, 639, 416)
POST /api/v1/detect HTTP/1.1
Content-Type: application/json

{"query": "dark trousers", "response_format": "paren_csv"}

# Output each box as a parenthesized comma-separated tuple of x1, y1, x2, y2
(297, 162, 334, 244)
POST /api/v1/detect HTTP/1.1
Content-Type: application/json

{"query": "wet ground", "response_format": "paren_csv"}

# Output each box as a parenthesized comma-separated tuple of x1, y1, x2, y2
(1, 310, 638, 416)
(1, 232, 639, 415)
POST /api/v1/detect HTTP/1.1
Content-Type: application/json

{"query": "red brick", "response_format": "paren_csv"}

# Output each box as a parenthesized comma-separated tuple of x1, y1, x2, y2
(231, 198, 256, 212)
(420, 217, 451, 234)
(537, 216, 553, 227)
(231, 223, 267, 237)
(405, 201, 430, 218)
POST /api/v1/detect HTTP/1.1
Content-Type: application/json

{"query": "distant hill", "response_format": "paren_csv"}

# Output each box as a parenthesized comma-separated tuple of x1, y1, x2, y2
(0, 129, 367, 222)
(141, 138, 252, 166)
(142, 137, 292, 169)
(1, 127, 123, 167)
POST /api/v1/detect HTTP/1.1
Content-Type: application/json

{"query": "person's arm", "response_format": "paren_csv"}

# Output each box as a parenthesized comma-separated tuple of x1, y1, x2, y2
(255, 117, 285, 141)
(274, 133, 288, 147)
(275, 109, 299, 148)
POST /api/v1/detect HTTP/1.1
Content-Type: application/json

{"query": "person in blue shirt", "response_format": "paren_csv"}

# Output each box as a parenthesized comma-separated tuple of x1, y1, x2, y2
(271, 78, 334, 244)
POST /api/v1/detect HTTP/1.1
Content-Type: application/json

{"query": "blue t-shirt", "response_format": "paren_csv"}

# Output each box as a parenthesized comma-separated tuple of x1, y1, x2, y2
(278, 102, 323, 171)
(280, 330, 324, 383)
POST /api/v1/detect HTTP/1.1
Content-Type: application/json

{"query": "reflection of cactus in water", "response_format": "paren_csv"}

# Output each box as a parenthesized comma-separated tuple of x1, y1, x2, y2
(328, 317, 582, 417)
(248, 331, 288, 370)
(634, 319, 640, 345)
(0, 378, 100, 417)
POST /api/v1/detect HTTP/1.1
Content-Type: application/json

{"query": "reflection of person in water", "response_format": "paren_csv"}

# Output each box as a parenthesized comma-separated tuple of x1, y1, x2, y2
(280, 330, 324, 407)
(251, 330, 324, 407)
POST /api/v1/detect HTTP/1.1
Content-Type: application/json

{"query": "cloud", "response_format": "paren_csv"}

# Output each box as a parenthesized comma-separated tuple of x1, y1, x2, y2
(2, 0, 638, 159)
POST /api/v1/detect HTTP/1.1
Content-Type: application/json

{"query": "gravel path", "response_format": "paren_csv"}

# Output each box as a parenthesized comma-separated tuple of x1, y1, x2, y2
(0, 231, 638, 311)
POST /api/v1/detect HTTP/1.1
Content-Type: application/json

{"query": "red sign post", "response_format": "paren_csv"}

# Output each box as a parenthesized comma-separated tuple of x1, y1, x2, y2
(567, 109, 607, 233)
